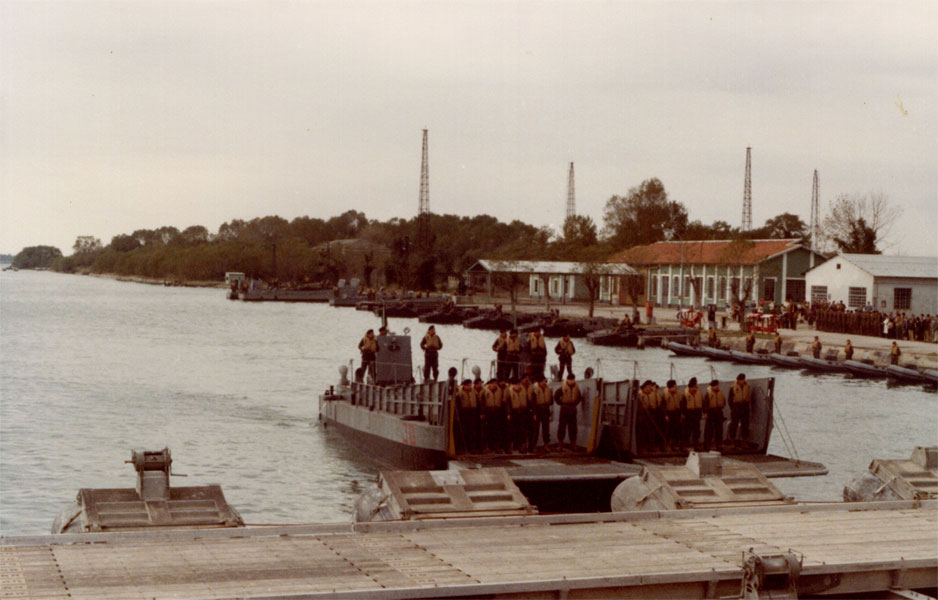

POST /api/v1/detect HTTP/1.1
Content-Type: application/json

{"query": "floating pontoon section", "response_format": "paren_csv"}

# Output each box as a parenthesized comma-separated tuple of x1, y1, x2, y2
(844, 445, 938, 502)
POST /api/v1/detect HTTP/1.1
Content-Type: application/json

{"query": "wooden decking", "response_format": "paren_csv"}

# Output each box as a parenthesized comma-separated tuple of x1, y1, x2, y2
(2, 500, 936, 599)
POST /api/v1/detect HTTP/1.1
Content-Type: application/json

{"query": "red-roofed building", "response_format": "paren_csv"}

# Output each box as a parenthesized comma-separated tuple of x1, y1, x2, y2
(607, 239, 827, 308)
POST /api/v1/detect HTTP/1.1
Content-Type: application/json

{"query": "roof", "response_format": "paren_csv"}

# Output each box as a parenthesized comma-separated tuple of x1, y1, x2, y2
(832, 254, 938, 279)
(607, 239, 812, 266)
(468, 259, 636, 276)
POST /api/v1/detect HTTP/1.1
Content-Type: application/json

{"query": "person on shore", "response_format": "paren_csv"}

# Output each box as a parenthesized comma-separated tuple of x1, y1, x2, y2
(357, 329, 379, 382)
(707, 328, 719, 348)
(554, 374, 582, 451)
(528, 330, 547, 381)
(482, 379, 506, 453)
(419, 326, 442, 381)
(727, 374, 751, 448)
(702, 379, 726, 452)
(506, 378, 530, 452)
(811, 336, 822, 359)
(707, 304, 717, 331)
(890, 341, 901, 365)
(683, 378, 703, 449)
(492, 330, 509, 380)
(453, 379, 480, 454)
(505, 330, 522, 380)
(844, 339, 854, 361)
(530, 377, 553, 451)
(745, 330, 756, 353)
(555, 334, 576, 380)
(663, 379, 684, 450)
(773, 332, 783, 354)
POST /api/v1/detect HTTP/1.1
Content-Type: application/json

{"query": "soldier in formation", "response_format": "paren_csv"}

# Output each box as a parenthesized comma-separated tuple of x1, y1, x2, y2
(727, 373, 751, 448)
(554, 334, 576, 379)
(419, 326, 442, 381)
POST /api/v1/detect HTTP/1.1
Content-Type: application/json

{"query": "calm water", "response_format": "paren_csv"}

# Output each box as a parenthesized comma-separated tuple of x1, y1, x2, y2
(1, 270, 936, 535)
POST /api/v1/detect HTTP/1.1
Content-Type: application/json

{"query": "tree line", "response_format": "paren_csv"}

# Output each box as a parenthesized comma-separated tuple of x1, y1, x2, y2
(12, 178, 899, 287)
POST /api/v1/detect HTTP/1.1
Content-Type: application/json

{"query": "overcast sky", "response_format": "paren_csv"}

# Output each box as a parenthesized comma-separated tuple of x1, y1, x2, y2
(2, 1, 936, 257)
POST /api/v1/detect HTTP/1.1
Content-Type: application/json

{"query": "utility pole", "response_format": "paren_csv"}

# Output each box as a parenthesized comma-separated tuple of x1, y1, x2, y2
(742, 147, 752, 231)
(810, 169, 820, 252)
(566, 162, 576, 219)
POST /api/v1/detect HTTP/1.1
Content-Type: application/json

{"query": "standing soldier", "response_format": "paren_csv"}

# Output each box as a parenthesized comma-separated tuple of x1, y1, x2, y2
(492, 330, 509, 380)
(745, 330, 756, 353)
(890, 341, 901, 365)
(554, 334, 576, 380)
(528, 330, 548, 381)
(773, 332, 783, 354)
(553, 374, 582, 451)
(637, 380, 661, 452)
(844, 339, 854, 361)
(506, 379, 530, 453)
(707, 328, 719, 348)
(683, 377, 704, 449)
(420, 326, 443, 381)
(727, 374, 751, 448)
(358, 329, 378, 382)
(530, 377, 553, 451)
(702, 379, 726, 451)
(811, 336, 822, 358)
(505, 330, 522, 380)
(481, 379, 506, 453)
(453, 379, 479, 454)
(662, 379, 684, 450)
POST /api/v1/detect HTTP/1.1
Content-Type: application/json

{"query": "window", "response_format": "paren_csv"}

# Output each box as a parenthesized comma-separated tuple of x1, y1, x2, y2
(810, 285, 828, 303)
(786, 279, 805, 302)
(848, 287, 866, 308)
(706, 276, 714, 300)
(718, 276, 727, 302)
(730, 276, 741, 300)
(672, 276, 680, 297)
(894, 288, 912, 310)
(661, 276, 669, 301)
(763, 278, 776, 302)
(533, 279, 540, 294)
(650, 275, 658, 298)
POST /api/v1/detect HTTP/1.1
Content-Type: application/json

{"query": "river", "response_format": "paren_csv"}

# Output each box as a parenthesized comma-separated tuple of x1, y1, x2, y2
(1, 270, 935, 535)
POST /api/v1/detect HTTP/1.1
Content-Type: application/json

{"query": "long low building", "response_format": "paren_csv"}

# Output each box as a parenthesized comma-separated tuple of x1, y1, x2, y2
(465, 259, 637, 303)
(804, 253, 938, 314)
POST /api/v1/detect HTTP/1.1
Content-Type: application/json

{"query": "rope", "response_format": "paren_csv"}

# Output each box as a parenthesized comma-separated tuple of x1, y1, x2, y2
(772, 399, 801, 463)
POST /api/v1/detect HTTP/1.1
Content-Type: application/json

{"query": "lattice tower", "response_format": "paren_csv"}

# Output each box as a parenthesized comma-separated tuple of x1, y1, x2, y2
(566, 162, 576, 218)
(742, 147, 752, 231)
(418, 129, 429, 215)
(810, 169, 820, 251)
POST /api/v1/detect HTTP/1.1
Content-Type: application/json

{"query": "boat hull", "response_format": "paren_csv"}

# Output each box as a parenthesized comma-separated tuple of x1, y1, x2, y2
(886, 365, 933, 384)
(667, 341, 709, 357)
(728, 350, 772, 365)
(798, 356, 847, 373)
(842, 360, 889, 378)
(769, 353, 803, 369)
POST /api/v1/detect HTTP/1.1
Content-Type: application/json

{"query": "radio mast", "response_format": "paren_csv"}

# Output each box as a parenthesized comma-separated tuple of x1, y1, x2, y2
(566, 162, 576, 218)
(741, 147, 752, 231)
(810, 169, 820, 251)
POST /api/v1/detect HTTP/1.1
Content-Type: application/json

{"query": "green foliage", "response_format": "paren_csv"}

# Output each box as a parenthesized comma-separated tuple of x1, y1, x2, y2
(562, 215, 598, 247)
(602, 178, 688, 247)
(12, 245, 63, 269)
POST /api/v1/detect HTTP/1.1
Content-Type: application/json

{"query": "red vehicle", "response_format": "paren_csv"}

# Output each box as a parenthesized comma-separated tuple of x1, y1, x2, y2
(746, 312, 778, 333)
(677, 308, 703, 328)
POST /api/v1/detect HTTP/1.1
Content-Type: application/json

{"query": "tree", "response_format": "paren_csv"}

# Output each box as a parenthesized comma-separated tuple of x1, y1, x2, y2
(72, 236, 102, 254)
(821, 192, 901, 253)
(562, 215, 598, 247)
(12, 245, 62, 269)
(178, 225, 210, 246)
(758, 213, 808, 239)
(602, 178, 688, 248)
(621, 272, 646, 322)
(109, 234, 141, 252)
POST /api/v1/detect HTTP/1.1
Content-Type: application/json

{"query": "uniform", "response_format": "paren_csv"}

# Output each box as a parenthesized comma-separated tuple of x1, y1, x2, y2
(773, 334, 783, 354)
(844, 342, 854, 361)
(506, 384, 530, 452)
(745, 332, 756, 353)
(492, 333, 509, 380)
(890, 343, 901, 365)
(420, 330, 443, 381)
(662, 386, 684, 449)
(727, 380, 751, 445)
(637, 385, 662, 451)
(453, 384, 480, 453)
(684, 385, 704, 448)
(530, 381, 553, 449)
(811, 339, 822, 359)
(554, 379, 582, 449)
(555, 338, 576, 380)
(702, 384, 726, 451)
(505, 335, 521, 381)
(528, 333, 547, 381)
(482, 384, 506, 453)
(358, 334, 378, 382)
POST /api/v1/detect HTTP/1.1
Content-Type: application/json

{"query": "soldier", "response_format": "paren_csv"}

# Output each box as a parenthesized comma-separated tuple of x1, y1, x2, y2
(481, 379, 506, 453)
(773, 332, 783, 354)
(662, 379, 684, 450)
(683, 377, 704, 449)
(492, 330, 509, 380)
(506, 378, 530, 452)
(419, 326, 443, 381)
(727, 373, 751, 448)
(528, 330, 548, 381)
(745, 330, 756, 353)
(890, 341, 901, 365)
(553, 374, 582, 451)
(453, 379, 480, 454)
(555, 334, 576, 380)
(811, 336, 822, 359)
(530, 377, 553, 451)
(637, 380, 661, 452)
(358, 329, 378, 382)
(707, 328, 719, 348)
(702, 379, 726, 451)
(844, 339, 854, 361)
(505, 330, 522, 380)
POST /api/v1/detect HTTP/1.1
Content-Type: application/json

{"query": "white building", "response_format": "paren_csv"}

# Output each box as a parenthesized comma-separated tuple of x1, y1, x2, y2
(465, 260, 636, 303)
(804, 254, 938, 314)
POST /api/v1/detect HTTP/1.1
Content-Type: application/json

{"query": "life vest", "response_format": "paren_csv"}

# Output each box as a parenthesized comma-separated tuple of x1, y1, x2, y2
(731, 382, 751, 405)
(360, 337, 377, 354)
(705, 387, 726, 411)
(508, 386, 528, 412)
(493, 336, 507, 354)
(483, 386, 503, 410)
(530, 335, 546, 351)
(891, 345, 901, 357)
(455, 388, 477, 410)
(684, 387, 703, 411)
(663, 389, 683, 412)
(532, 384, 552, 407)
(638, 388, 659, 410)
(556, 339, 575, 356)
(422, 334, 441, 351)
(506, 337, 521, 353)
(559, 382, 581, 406)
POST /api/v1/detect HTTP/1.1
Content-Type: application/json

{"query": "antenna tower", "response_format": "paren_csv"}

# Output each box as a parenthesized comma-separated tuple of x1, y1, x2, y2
(566, 162, 576, 218)
(418, 129, 429, 216)
(741, 147, 752, 231)
(810, 170, 820, 251)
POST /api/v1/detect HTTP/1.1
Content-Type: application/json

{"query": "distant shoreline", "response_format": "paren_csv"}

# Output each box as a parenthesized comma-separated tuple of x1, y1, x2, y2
(85, 271, 225, 289)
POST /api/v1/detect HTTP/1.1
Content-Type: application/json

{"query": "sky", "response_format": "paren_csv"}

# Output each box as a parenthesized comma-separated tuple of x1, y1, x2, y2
(2, 1, 936, 257)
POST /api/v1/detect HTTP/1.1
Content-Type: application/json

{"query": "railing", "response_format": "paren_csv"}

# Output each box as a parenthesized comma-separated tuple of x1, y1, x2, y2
(601, 379, 635, 427)
(351, 380, 449, 426)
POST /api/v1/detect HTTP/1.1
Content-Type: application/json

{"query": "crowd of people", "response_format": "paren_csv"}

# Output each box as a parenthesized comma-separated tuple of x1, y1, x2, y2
(813, 303, 937, 342)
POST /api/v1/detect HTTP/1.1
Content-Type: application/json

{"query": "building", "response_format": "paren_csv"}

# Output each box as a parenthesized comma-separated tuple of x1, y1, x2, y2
(804, 254, 938, 314)
(607, 239, 827, 308)
(465, 259, 637, 303)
